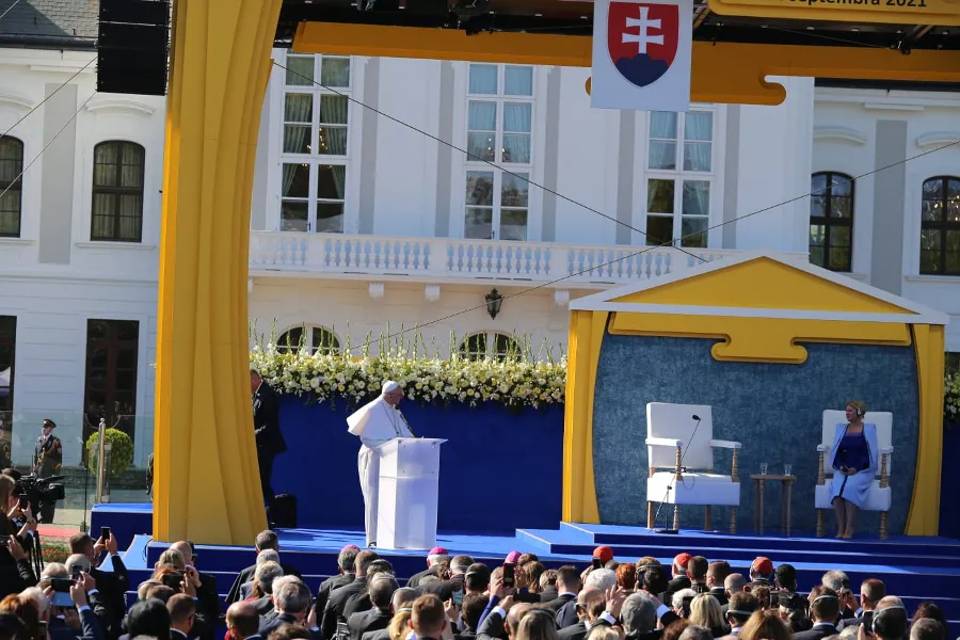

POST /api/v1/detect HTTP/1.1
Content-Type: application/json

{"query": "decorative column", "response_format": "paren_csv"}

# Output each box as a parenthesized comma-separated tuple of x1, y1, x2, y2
(153, 0, 282, 544)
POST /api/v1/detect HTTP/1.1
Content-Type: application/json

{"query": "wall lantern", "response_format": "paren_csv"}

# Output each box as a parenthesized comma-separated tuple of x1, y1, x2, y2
(485, 288, 503, 320)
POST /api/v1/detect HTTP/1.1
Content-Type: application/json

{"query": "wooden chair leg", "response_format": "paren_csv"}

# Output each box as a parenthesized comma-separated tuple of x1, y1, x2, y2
(647, 501, 655, 529)
(816, 509, 825, 537)
(729, 507, 737, 534)
(704, 505, 712, 531)
(673, 504, 681, 530)
(880, 511, 889, 539)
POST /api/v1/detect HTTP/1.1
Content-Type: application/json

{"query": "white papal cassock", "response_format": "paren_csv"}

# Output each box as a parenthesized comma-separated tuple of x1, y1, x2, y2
(346, 381, 414, 545)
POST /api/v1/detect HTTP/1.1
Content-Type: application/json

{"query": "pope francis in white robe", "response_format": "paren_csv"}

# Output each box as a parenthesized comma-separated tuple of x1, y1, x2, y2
(347, 380, 415, 545)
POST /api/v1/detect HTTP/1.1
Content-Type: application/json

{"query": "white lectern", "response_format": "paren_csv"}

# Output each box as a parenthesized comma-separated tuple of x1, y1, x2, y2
(376, 437, 446, 549)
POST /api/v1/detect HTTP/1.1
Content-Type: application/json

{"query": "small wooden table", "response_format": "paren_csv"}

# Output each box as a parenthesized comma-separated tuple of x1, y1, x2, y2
(751, 473, 796, 536)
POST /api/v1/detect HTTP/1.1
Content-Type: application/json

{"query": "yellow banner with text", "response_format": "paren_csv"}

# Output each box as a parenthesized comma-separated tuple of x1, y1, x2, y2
(708, 0, 960, 25)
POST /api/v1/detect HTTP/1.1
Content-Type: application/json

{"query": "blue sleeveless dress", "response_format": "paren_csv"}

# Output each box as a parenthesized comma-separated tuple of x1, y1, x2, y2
(828, 423, 879, 508)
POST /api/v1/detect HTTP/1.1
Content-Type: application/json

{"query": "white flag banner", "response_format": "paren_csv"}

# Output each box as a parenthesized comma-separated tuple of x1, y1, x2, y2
(591, 0, 693, 112)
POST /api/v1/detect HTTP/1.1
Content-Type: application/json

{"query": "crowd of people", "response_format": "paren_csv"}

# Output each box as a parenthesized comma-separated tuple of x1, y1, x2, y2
(0, 521, 952, 640)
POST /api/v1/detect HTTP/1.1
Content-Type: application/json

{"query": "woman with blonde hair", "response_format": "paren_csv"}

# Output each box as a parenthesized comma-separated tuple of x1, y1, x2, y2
(689, 594, 727, 638)
(518, 608, 562, 640)
(828, 400, 880, 539)
(387, 587, 419, 640)
(740, 610, 791, 640)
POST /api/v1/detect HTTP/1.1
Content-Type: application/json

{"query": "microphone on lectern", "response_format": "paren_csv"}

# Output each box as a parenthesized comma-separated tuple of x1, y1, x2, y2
(692, 414, 701, 421)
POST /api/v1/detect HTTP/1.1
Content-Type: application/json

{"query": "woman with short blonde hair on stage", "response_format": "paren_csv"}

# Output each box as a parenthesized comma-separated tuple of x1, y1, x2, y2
(829, 400, 880, 539)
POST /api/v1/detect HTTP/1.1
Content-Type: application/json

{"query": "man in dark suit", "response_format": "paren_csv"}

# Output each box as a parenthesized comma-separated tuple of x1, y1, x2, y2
(313, 545, 360, 622)
(259, 579, 313, 637)
(167, 594, 195, 640)
(320, 550, 379, 640)
(665, 554, 692, 601)
(706, 562, 731, 606)
(70, 531, 129, 638)
(251, 369, 286, 511)
(557, 589, 608, 640)
(347, 575, 396, 640)
(343, 560, 394, 619)
(170, 540, 218, 640)
(458, 593, 489, 640)
(838, 579, 885, 631)
(226, 601, 262, 640)
(406, 547, 449, 588)
(226, 530, 302, 606)
(548, 566, 581, 628)
(792, 588, 840, 640)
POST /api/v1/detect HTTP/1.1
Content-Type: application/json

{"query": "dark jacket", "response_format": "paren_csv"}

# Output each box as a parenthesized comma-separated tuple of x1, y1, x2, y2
(254, 383, 287, 456)
(556, 598, 579, 629)
(314, 573, 355, 621)
(91, 554, 129, 637)
(792, 622, 838, 640)
(226, 561, 302, 605)
(347, 608, 391, 640)
(321, 578, 368, 640)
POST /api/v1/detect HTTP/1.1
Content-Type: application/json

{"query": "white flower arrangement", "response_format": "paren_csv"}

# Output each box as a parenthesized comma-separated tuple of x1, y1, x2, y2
(946, 371, 960, 423)
(249, 334, 566, 409)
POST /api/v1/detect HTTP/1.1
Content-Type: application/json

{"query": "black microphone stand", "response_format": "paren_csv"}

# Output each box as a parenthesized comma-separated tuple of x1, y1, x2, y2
(650, 414, 703, 534)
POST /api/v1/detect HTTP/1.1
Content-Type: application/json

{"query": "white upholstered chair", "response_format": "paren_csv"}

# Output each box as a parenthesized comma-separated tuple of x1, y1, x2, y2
(815, 410, 894, 538)
(646, 402, 742, 532)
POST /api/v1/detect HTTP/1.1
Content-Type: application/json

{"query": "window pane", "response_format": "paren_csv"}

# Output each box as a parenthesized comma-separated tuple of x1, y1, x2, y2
(317, 165, 346, 199)
(500, 209, 528, 241)
(946, 230, 960, 274)
(682, 181, 710, 216)
(829, 225, 851, 248)
(277, 328, 305, 352)
(286, 56, 314, 86)
(311, 328, 340, 354)
(647, 179, 674, 214)
(812, 173, 827, 195)
(921, 196, 941, 222)
(284, 125, 312, 154)
(649, 112, 677, 139)
(285, 94, 312, 122)
(320, 57, 350, 87)
(685, 112, 712, 141)
(648, 141, 676, 170)
(460, 333, 487, 360)
(645, 215, 673, 246)
(465, 207, 493, 239)
(120, 160, 143, 188)
(809, 224, 826, 248)
(467, 132, 496, 162)
(466, 172, 494, 206)
(830, 174, 852, 197)
(949, 178, 960, 222)
(280, 201, 308, 231)
(503, 103, 531, 133)
(828, 247, 851, 271)
(920, 229, 941, 274)
(501, 173, 528, 207)
(501, 133, 530, 164)
(316, 202, 344, 233)
(680, 217, 707, 248)
(504, 66, 533, 96)
(683, 142, 711, 171)
(831, 196, 852, 219)
(317, 126, 347, 155)
(810, 246, 825, 268)
(811, 195, 826, 218)
(281, 163, 309, 198)
(318, 95, 348, 124)
(469, 64, 497, 94)
(494, 334, 520, 359)
(468, 101, 496, 130)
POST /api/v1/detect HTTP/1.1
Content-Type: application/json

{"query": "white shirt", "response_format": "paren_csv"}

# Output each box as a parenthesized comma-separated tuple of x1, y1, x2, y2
(347, 396, 414, 447)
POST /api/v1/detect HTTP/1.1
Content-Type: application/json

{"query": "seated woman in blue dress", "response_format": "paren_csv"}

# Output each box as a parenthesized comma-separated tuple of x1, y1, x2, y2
(829, 400, 879, 539)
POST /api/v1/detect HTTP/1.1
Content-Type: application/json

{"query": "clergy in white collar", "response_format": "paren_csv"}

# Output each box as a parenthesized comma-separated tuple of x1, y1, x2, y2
(347, 381, 416, 547)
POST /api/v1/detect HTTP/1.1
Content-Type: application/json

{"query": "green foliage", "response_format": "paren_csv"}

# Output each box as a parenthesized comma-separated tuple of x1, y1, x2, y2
(946, 371, 960, 424)
(85, 428, 134, 480)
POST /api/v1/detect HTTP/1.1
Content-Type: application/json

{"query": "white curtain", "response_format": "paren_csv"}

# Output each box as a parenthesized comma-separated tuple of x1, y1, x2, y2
(284, 94, 312, 154)
(503, 103, 531, 163)
(319, 95, 348, 155)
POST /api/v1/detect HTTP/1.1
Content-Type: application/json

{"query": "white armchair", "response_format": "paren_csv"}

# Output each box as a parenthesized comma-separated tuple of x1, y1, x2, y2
(646, 402, 742, 532)
(815, 410, 894, 538)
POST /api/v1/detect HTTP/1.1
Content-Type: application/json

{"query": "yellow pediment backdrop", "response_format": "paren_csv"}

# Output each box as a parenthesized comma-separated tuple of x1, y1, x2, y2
(610, 257, 914, 315)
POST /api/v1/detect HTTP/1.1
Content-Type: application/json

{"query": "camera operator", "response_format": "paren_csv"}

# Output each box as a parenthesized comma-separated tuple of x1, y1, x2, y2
(0, 474, 37, 597)
(32, 419, 63, 524)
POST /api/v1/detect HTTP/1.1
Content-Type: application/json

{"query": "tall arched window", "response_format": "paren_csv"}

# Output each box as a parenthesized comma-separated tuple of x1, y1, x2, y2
(276, 325, 340, 354)
(459, 332, 521, 361)
(920, 176, 960, 275)
(92, 141, 145, 242)
(809, 172, 853, 272)
(0, 136, 23, 237)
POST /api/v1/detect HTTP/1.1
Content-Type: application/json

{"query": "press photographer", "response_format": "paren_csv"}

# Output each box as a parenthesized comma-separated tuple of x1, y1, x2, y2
(0, 473, 37, 597)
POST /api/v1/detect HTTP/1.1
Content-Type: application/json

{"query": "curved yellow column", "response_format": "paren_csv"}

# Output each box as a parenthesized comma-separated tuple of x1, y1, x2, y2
(562, 310, 607, 523)
(154, 0, 282, 544)
(906, 324, 945, 535)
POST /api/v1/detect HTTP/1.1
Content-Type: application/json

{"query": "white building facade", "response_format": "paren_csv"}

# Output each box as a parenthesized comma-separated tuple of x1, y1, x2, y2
(0, 37, 958, 467)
